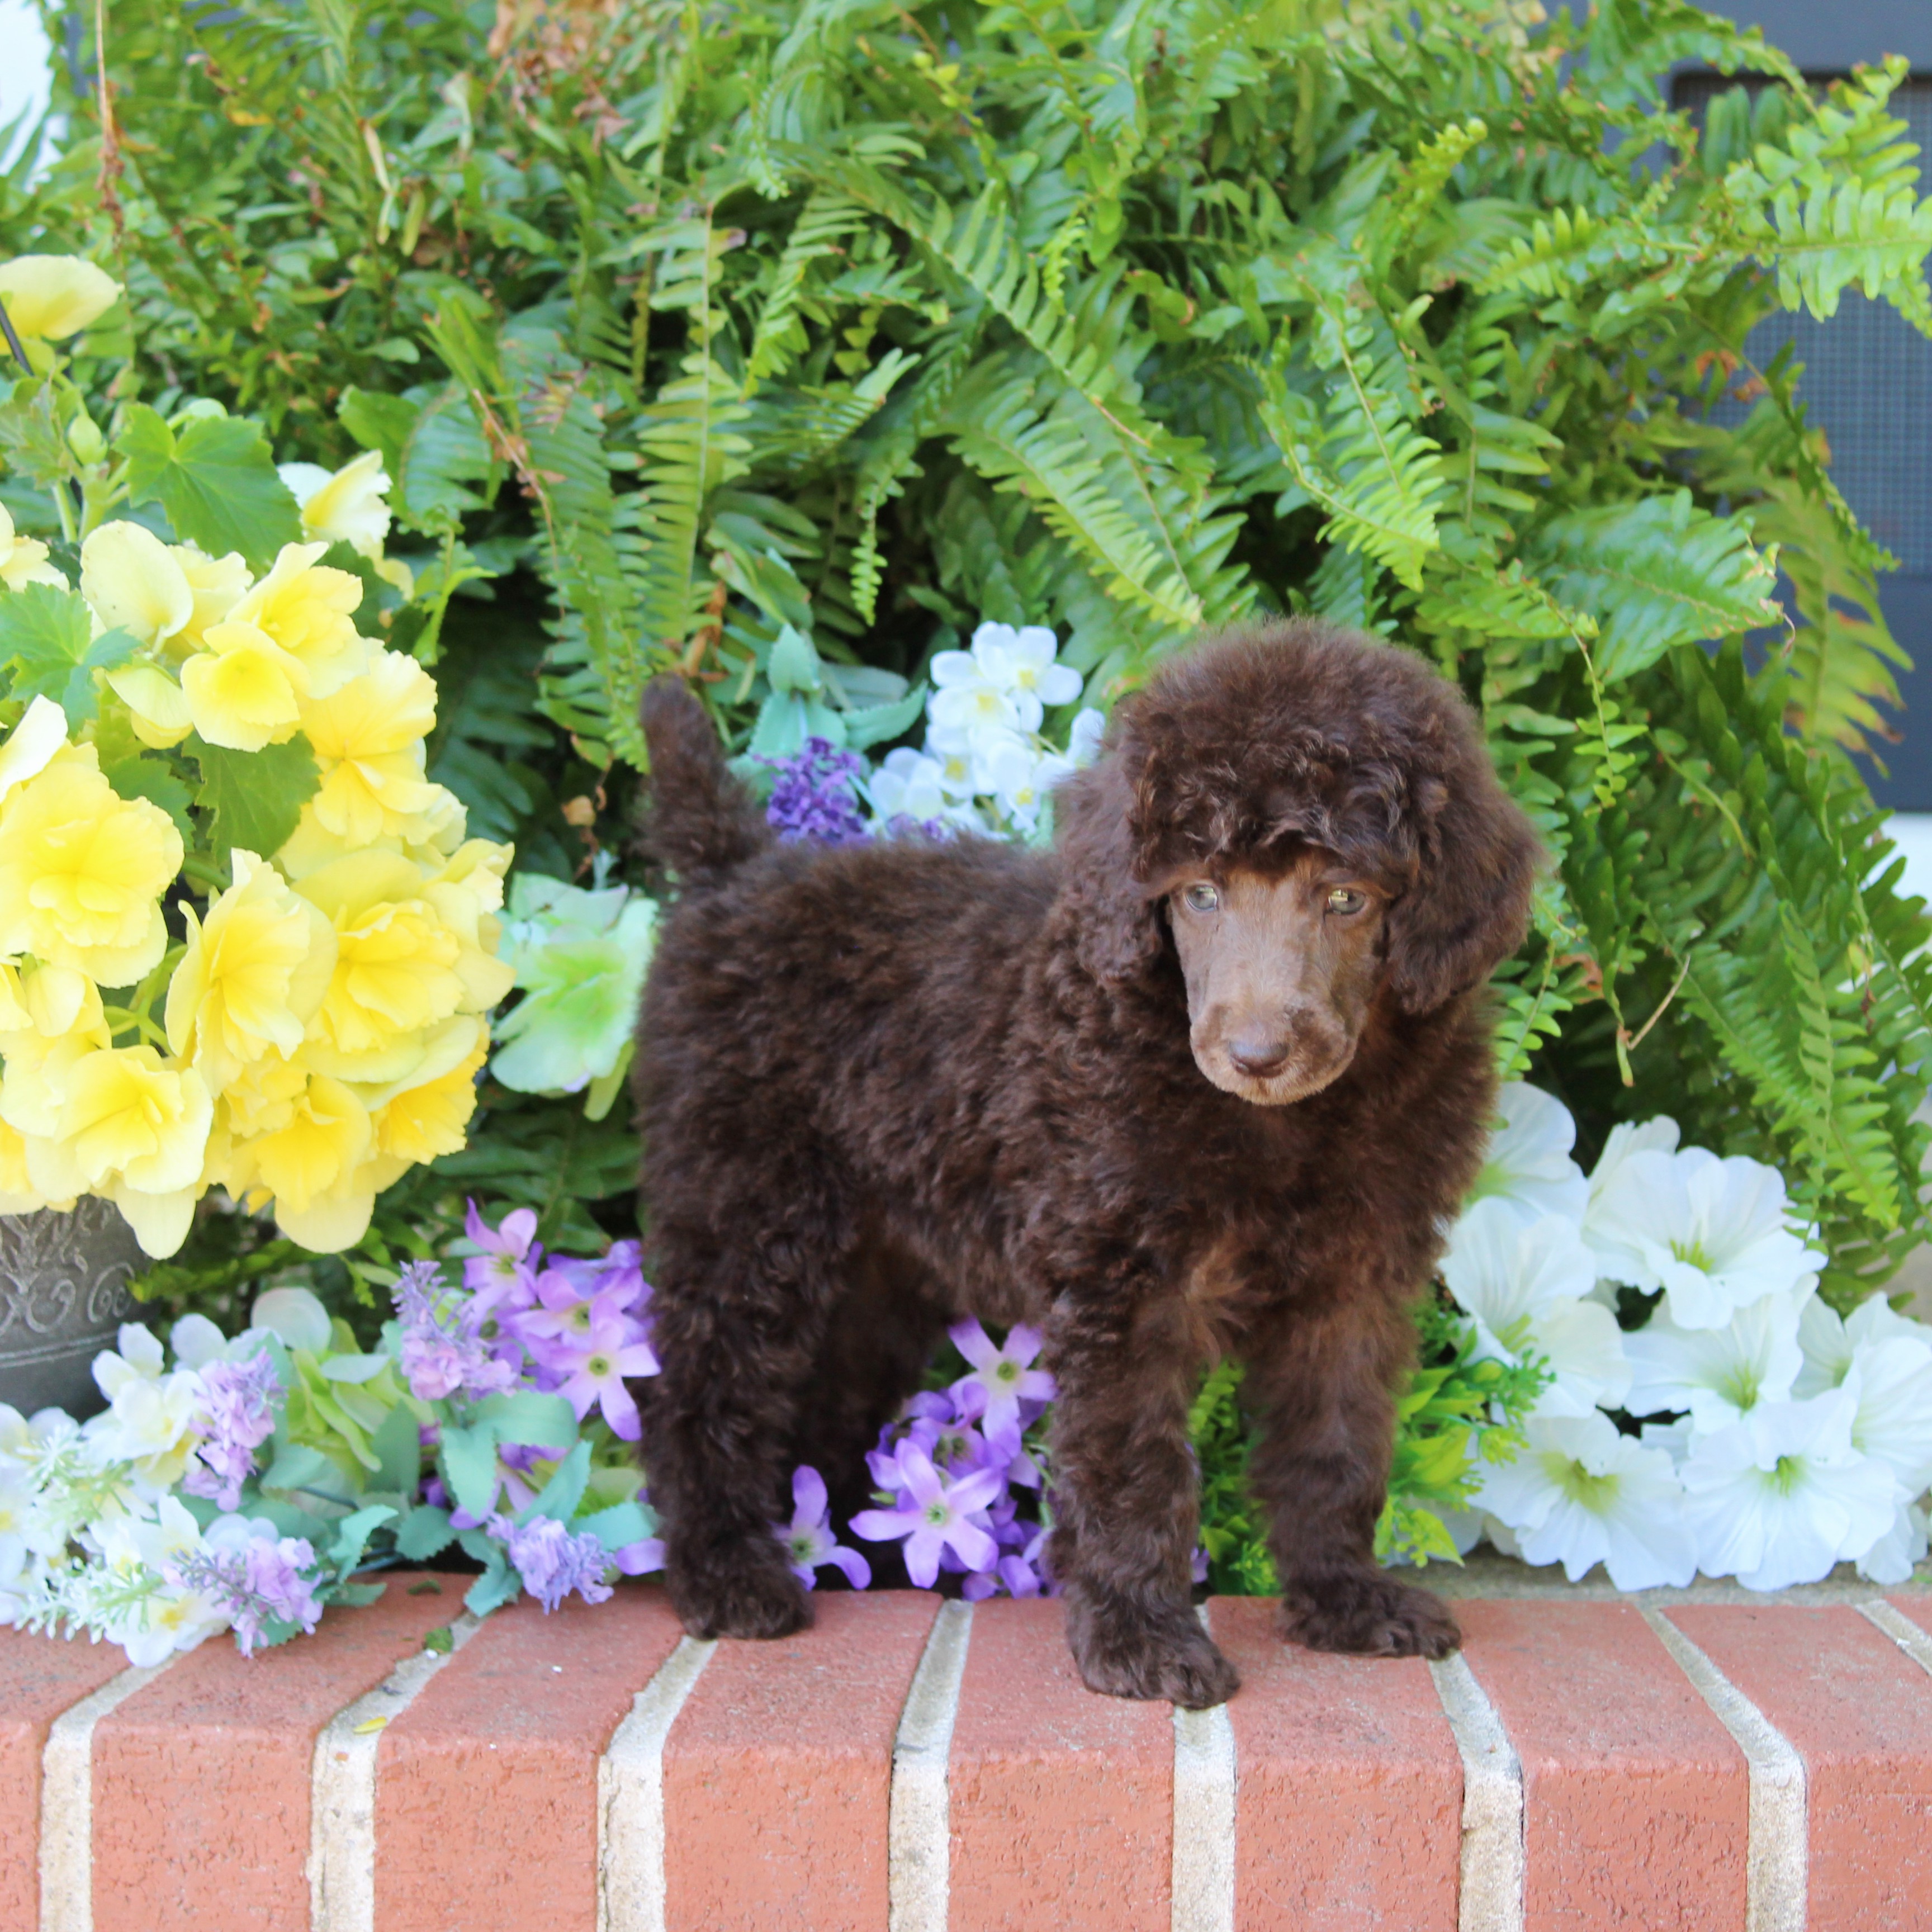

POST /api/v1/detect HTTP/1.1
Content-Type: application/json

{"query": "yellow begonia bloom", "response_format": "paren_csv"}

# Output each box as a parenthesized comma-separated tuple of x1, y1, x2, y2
(216, 1050, 309, 1143)
(169, 546, 252, 655)
(0, 504, 67, 592)
(0, 1033, 100, 1142)
(300, 649, 445, 845)
(6, 959, 105, 1040)
(0, 255, 121, 340)
(296, 851, 464, 1082)
(0, 750, 181, 984)
(79, 522, 193, 648)
(165, 850, 337, 1090)
(105, 664, 195, 750)
(226, 1069, 377, 1252)
(0, 695, 69, 807)
(424, 841, 518, 1014)
(0, 1117, 46, 1214)
(181, 619, 308, 751)
(20, 1044, 211, 1259)
(225, 542, 368, 699)
(370, 1024, 487, 1165)
(278, 450, 393, 559)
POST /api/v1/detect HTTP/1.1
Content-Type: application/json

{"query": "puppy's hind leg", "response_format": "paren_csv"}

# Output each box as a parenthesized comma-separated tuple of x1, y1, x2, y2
(642, 1158, 856, 1641)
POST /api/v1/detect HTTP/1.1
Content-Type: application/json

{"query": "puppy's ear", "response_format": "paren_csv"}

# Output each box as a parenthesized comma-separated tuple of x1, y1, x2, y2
(1386, 768, 1541, 1014)
(1053, 751, 1167, 982)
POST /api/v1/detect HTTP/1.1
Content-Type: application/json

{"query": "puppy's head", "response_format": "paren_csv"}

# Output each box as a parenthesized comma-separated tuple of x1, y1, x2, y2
(1053, 619, 1542, 1105)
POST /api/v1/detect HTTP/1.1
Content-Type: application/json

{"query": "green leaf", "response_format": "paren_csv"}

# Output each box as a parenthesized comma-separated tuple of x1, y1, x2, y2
(100, 751, 194, 839)
(328, 1503, 399, 1575)
(190, 735, 320, 859)
(439, 1424, 502, 1521)
(575, 1499, 654, 1551)
(474, 1390, 578, 1448)
(397, 383, 498, 533)
(465, 1554, 523, 1617)
(395, 1505, 458, 1561)
(370, 1401, 423, 1498)
(116, 405, 303, 570)
(340, 386, 419, 478)
(329, 1580, 389, 1607)
(0, 583, 137, 724)
(841, 680, 928, 750)
(518, 1439, 592, 1527)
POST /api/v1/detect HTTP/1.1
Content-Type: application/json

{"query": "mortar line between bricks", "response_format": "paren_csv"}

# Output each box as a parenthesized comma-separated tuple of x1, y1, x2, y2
(1171, 1603, 1235, 1932)
(1428, 1651, 1524, 1932)
(1857, 1598, 1932, 1680)
(598, 1633, 717, 1932)
(39, 1658, 177, 1932)
(1642, 1607, 1806, 1932)
(307, 1609, 485, 1932)
(888, 1597, 974, 1932)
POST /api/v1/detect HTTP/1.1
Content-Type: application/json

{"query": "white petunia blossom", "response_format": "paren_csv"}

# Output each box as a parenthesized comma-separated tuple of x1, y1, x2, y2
(1857, 1499, 1929, 1586)
(1586, 1147, 1824, 1330)
(866, 747, 951, 828)
(1622, 1292, 1808, 1434)
(1680, 1389, 1896, 1590)
(1465, 1082, 1589, 1227)
(1474, 1411, 1698, 1589)
(1584, 1115, 1681, 1224)
(1441, 1199, 1631, 1418)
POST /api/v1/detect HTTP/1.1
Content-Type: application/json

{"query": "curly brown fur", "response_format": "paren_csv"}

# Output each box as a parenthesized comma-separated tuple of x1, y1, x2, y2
(631, 619, 1541, 1704)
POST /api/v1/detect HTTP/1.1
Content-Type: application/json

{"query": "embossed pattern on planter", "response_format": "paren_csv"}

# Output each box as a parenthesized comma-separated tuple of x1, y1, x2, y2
(0, 1203, 144, 1420)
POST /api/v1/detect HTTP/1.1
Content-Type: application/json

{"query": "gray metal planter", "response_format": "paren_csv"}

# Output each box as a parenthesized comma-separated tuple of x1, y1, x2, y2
(0, 1201, 146, 1421)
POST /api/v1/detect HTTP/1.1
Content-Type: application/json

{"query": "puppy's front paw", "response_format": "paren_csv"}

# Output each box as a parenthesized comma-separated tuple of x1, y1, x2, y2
(668, 1540, 811, 1641)
(1281, 1571, 1460, 1660)
(1067, 1590, 1241, 1708)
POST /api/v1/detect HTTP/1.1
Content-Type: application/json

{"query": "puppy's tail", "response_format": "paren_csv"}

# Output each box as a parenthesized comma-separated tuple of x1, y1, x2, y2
(638, 676, 769, 888)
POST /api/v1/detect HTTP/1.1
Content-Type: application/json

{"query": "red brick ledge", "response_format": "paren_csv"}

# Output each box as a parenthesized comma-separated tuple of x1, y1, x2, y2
(4, 1584, 1931, 1931)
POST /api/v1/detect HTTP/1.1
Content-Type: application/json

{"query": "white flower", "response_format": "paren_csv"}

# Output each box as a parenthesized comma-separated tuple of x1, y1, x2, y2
(866, 747, 951, 827)
(1441, 1199, 1631, 1417)
(965, 622, 1081, 730)
(1681, 1389, 1897, 1590)
(1856, 1499, 1928, 1586)
(90, 1495, 229, 1665)
(1584, 1115, 1680, 1230)
(929, 648, 1022, 751)
(920, 720, 982, 803)
(1066, 705, 1106, 768)
(277, 449, 393, 559)
(1465, 1083, 1588, 1227)
(86, 1324, 205, 1496)
(1586, 1147, 1824, 1330)
(1792, 1296, 1932, 1497)
(985, 738, 1073, 833)
(1474, 1412, 1698, 1589)
(1623, 1291, 1808, 1433)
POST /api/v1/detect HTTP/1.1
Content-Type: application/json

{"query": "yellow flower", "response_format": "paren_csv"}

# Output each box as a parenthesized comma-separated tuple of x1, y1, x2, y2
(79, 522, 193, 648)
(299, 649, 446, 844)
(0, 505, 67, 591)
(277, 450, 393, 559)
(0, 1117, 46, 1214)
(180, 619, 308, 751)
(0, 749, 181, 984)
(215, 1050, 309, 1142)
(0, 1032, 100, 1142)
(370, 1024, 487, 1164)
(225, 542, 368, 699)
(0, 255, 121, 341)
(226, 1069, 376, 1252)
(0, 694, 68, 807)
(170, 546, 253, 654)
(2, 959, 105, 1041)
(296, 851, 463, 1081)
(25, 1044, 211, 1258)
(105, 665, 195, 750)
(164, 850, 338, 1090)
(424, 840, 518, 1014)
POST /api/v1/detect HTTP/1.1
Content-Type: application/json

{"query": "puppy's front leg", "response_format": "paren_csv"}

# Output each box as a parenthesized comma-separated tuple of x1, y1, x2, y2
(1043, 1277, 1240, 1709)
(1244, 1290, 1460, 1660)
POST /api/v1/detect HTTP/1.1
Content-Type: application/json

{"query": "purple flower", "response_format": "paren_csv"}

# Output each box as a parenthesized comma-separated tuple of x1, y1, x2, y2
(850, 1442, 1001, 1588)
(182, 1349, 280, 1512)
(949, 1320, 1056, 1437)
(541, 1305, 660, 1441)
(772, 1466, 872, 1590)
(486, 1512, 614, 1612)
(392, 1261, 519, 1404)
(167, 1519, 323, 1656)
(763, 738, 870, 846)
(614, 1535, 665, 1575)
(463, 1201, 543, 1312)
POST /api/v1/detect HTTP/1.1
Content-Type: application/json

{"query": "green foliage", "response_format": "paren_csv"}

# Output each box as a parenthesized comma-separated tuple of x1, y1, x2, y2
(0, 581, 134, 723)
(115, 405, 302, 569)
(187, 735, 320, 860)
(16, 0, 1932, 1302)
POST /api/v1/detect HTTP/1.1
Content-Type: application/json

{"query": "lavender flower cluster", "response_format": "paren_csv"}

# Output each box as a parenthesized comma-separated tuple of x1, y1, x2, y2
(165, 1523, 324, 1658)
(763, 738, 870, 846)
(182, 1353, 281, 1513)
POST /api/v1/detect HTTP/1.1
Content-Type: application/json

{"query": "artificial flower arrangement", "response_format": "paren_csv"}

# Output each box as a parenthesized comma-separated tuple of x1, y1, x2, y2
(0, 253, 514, 1256)
(0, 1202, 1053, 1660)
(1439, 1085, 1932, 1591)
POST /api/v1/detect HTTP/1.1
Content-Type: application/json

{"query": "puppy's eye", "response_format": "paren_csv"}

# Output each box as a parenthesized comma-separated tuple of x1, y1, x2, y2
(1182, 882, 1220, 912)
(1326, 887, 1367, 915)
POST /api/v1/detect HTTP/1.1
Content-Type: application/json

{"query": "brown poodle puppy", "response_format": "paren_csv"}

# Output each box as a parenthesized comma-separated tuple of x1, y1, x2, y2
(631, 618, 1541, 1708)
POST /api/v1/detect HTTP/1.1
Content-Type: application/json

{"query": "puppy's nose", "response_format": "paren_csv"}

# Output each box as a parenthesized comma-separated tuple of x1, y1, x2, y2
(1228, 1034, 1292, 1078)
